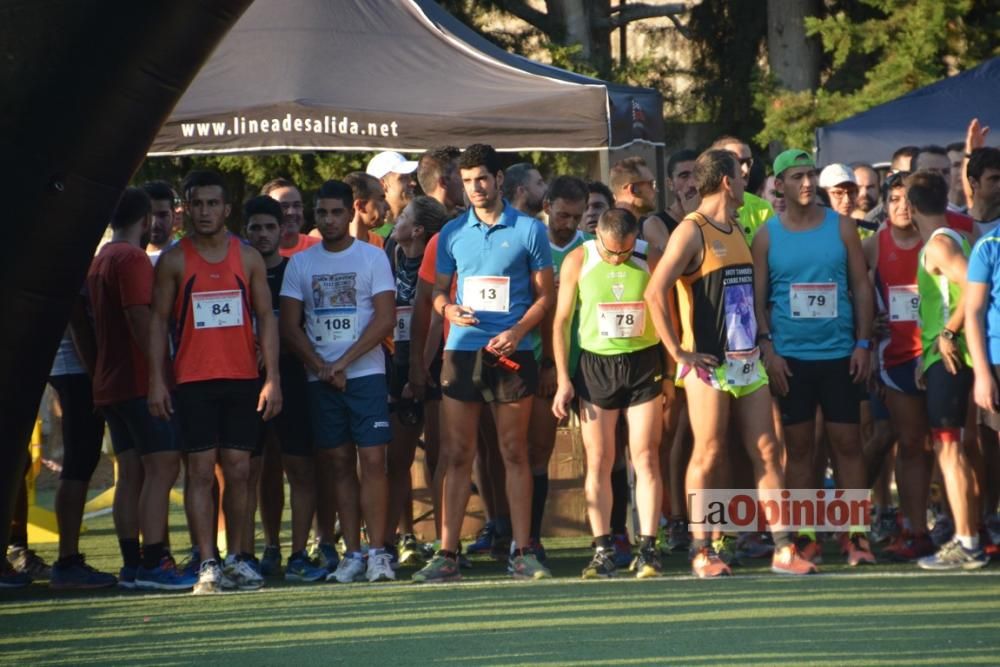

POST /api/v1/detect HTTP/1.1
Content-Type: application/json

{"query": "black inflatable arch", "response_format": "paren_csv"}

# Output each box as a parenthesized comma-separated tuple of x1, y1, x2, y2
(0, 0, 253, 550)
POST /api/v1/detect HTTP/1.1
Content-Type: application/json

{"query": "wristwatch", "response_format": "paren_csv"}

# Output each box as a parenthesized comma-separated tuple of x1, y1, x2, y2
(756, 332, 773, 344)
(855, 339, 871, 350)
(941, 328, 957, 341)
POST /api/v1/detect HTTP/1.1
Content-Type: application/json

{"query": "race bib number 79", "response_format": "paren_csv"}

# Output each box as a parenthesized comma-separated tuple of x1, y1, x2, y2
(790, 283, 837, 319)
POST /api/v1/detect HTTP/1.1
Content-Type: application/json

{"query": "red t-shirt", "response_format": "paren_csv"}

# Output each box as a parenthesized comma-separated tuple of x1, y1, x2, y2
(418, 234, 459, 343)
(945, 210, 974, 236)
(87, 242, 154, 405)
(278, 233, 320, 257)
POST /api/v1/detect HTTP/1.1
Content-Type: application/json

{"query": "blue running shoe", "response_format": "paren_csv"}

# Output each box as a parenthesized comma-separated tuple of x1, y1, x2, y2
(0, 559, 32, 588)
(135, 557, 198, 591)
(285, 552, 327, 583)
(118, 566, 137, 590)
(466, 521, 495, 555)
(50, 554, 116, 590)
(178, 547, 200, 579)
(611, 533, 633, 569)
(259, 545, 281, 577)
(317, 543, 340, 573)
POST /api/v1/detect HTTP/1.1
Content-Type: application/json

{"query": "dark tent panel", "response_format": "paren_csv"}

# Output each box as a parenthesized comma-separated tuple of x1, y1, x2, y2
(815, 57, 1000, 167)
(150, 0, 664, 156)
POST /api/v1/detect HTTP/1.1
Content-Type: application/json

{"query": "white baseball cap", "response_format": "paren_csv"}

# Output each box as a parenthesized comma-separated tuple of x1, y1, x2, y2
(366, 151, 418, 179)
(819, 163, 858, 189)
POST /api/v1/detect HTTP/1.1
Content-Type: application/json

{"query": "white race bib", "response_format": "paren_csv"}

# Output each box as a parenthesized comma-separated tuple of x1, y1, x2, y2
(597, 301, 646, 338)
(462, 276, 510, 313)
(888, 285, 920, 323)
(193, 290, 243, 329)
(307, 308, 358, 344)
(790, 283, 837, 319)
(724, 348, 761, 387)
(394, 306, 413, 342)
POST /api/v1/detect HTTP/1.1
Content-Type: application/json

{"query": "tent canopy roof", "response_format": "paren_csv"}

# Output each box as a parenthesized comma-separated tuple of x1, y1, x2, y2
(150, 0, 664, 156)
(815, 57, 999, 167)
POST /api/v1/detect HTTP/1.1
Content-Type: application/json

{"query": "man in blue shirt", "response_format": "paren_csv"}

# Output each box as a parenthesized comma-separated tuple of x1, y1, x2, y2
(413, 144, 555, 583)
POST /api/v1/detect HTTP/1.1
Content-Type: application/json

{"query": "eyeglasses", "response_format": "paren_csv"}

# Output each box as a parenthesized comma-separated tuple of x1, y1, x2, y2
(596, 232, 635, 258)
(630, 179, 657, 191)
(738, 157, 754, 169)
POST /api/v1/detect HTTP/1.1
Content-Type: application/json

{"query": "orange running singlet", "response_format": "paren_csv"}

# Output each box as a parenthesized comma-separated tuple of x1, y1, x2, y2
(172, 236, 259, 384)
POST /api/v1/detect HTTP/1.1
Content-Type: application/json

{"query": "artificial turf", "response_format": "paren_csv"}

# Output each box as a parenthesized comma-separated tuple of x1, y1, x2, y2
(2, 502, 998, 666)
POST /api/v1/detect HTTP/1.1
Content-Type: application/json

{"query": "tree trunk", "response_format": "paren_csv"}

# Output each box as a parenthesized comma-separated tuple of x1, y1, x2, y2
(546, 0, 613, 77)
(766, 0, 821, 91)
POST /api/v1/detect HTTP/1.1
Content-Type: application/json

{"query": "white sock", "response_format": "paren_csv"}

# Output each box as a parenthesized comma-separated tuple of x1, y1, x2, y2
(955, 534, 979, 550)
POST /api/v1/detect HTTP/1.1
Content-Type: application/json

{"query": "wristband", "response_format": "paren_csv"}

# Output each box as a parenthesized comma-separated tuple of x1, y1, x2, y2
(855, 339, 871, 350)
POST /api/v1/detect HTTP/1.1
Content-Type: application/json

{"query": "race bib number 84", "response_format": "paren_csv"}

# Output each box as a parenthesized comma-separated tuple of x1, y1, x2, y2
(193, 290, 243, 329)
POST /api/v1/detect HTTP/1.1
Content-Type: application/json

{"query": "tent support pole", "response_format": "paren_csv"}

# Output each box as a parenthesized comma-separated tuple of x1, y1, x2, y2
(598, 149, 610, 186)
(655, 144, 666, 212)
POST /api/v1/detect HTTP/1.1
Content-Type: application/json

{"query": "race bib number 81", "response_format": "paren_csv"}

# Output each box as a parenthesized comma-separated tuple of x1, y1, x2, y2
(724, 348, 761, 387)
(193, 290, 243, 329)
(790, 283, 837, 319)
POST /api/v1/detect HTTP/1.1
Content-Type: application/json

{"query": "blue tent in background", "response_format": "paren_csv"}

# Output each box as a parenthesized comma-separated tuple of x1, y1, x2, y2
(815, 57, 1000, 167)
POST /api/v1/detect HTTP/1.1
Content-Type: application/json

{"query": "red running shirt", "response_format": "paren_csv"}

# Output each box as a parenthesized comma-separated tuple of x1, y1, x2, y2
(874, 227, 922, 369)
(172, 236, 259, 384)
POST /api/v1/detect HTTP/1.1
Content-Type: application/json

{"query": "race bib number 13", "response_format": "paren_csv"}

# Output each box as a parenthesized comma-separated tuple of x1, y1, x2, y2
(193, 290, 243, 329)
(462, 276, 510, 313)
(790, 283, 837, 319)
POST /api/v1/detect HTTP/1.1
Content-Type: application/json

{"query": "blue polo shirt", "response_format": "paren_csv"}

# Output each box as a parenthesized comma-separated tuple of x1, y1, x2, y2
(968, 229, 1000, 362)
(436, 201, 552, 351)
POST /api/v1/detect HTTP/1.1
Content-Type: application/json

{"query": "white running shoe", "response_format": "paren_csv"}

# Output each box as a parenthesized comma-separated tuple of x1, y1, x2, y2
(222, 555, 264, 590)
(367, 552, 396, 582)
(327, 555, 366, 583)
(193, 560, 222, 595)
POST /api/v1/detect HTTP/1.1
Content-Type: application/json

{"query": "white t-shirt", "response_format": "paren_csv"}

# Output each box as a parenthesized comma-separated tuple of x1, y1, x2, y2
(975, 216, 1000, 237)
(280, 239, 394, 380)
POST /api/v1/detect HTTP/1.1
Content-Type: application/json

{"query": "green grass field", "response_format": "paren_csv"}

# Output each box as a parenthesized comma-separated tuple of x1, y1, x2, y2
(3, 503, 999, 666)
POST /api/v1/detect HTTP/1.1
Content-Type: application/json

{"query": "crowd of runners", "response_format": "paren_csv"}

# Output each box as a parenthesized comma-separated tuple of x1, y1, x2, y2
(3, 118, 999, 593)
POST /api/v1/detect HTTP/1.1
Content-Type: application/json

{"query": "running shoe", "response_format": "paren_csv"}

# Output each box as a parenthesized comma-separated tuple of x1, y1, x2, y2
(193, 559, 222, 595)
(656, 522, 670, 555)
(891, 532, 936, 561)
(222, 555, 264, 590)
(581, 548, 617, 579)
(713, 535, 740, 566)
(871, 506, 899, 544)
(284, 552, 327, 583)
(735, 532, 774, 560)
(398, 534, 424, 567)
(771, 544, 818, 575)
(465, 521, 495, 555)
(315, 542, 340, 573)
(412, 553, 460, 584)
(8, 547, 51, 579)
(367, 552, 396, 582)
(511, 553, 551, 580)
(917, 539, 988, 571)
(384, 542, 400, 570)
(135, 557, 198, 591)
(667, 520, 691, 553)
(327, 555, 366, 583)
(0, 559, 32, 588)
(986, 513, 1000, 547)
(846, 534, 876, 566)
(178, 547, 200, 579)
(527, 539, 547, 563)
(259, 545, 282, 577)
(795, 535, 823, 564)
(118, 566, 137, 590)
(930, 514, 955, 547)
(611, 533, 633, 568)
(634, 547, 663, 579)
(50, 554, 117, 590)
(491, 534, 512, 563)
(691, 546, 732, 578)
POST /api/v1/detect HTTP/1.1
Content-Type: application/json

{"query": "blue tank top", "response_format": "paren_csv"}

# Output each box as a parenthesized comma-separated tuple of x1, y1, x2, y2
(766, 208, 855, 360)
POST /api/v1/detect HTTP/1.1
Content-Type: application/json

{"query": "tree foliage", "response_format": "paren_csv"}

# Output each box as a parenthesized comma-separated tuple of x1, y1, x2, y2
(756, 0, 999, 151)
